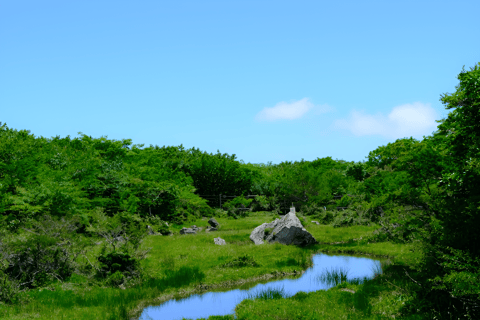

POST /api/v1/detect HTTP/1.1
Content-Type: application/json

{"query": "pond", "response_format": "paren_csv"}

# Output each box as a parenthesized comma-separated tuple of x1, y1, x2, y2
(140, 253, 383, 320)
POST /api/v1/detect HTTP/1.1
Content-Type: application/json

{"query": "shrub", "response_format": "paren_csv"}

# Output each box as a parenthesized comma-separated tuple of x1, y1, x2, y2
(4, 216, 79, 289)
(222, 196, 253, 218)
(175, 188, 214, 221)
(332, 208, 370, 228)
(251, 195, 270, 211)
(0, 271, 20, 304)
(97, 251, 139, 279)
(221, 254, 260, 268)
(301, 202, 324, 216)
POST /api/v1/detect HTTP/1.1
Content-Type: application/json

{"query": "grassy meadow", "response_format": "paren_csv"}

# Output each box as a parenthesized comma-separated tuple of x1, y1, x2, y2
(0, 212, 420, 320)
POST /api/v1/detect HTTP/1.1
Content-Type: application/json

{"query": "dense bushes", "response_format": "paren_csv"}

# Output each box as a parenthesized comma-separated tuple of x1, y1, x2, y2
(3, 216, 80, 289)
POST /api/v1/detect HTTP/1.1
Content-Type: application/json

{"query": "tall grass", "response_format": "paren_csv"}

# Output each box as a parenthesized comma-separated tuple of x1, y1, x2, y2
(0, 266, 205, 320)
(317, 267, 349, 286)
(245, 287, 287, 300)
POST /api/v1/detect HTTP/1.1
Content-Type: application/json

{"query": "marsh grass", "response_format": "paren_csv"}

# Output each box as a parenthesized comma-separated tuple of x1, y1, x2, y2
(246, 287, 287, 300)
(0, 266, 205, 320)
(317, 267, 350, 286)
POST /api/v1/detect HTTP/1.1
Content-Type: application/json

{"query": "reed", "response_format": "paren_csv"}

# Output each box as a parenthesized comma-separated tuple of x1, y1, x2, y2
(317, 267, 349, 286)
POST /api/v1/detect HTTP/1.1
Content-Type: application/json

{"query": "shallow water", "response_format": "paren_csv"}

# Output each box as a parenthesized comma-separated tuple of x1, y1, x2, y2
(140, 253, 383, 320)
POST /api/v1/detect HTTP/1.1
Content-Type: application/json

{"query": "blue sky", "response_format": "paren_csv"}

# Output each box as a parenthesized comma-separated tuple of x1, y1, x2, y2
(1, 0, 479, 164)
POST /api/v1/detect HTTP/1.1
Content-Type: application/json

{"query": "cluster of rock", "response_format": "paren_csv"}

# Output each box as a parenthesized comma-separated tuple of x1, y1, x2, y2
(249, 209, 317, 246)
(180, 218, 220, 235)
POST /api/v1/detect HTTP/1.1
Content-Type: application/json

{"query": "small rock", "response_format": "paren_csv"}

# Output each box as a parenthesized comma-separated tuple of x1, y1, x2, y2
(191, 225, 203, 232)
(205, 226, 217, 232)
(180, 227, 196, 235)
(214, 237, 226, 245)
(311, 221, 320, 225)
(208, 218, 220, 228)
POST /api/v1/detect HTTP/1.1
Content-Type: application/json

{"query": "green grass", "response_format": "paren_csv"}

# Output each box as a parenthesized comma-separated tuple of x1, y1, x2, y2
(306, 223, 379, 244)
(0, 212, 420, 320)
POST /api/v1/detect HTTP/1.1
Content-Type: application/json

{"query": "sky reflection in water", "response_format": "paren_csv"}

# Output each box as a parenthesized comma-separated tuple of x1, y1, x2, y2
(140, 253, 382, 320)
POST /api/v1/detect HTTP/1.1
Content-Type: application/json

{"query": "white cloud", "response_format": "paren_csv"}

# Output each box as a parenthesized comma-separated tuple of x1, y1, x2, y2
(255, 98, 329, 121)
(335, 102, 438, 139)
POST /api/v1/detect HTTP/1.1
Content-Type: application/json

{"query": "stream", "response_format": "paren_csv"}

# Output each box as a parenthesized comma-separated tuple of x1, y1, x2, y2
(140, 253, 383, 320)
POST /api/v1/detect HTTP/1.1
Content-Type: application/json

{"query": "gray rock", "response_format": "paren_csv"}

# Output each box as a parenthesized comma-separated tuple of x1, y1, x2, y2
(214, 237, 226, 245)
(205, 226, 217, 232)
(180, 227, 196, 235)
(208, 218, 220, 228)
(249, 219, 280, 245)
(250, 213, 317, 246)
(311, 221, 320, 225)
(190, 225, 202, 232)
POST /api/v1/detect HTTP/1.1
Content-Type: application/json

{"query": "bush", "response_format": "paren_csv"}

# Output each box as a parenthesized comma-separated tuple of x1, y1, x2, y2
(251, 195, 270, 211)
(332, 208, 370, 228)
(175, 188, 214, 222)
(0, 271, 20, 304)
(4, 216, 79, 289)
(97, 251, 139, 279)
(301, 202, 324, 216)
(222, 196, 253, 218)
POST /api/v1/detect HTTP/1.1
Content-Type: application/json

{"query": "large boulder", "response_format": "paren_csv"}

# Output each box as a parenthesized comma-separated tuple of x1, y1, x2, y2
(250, 212, 317, 246)
(208, 218, 220, 228)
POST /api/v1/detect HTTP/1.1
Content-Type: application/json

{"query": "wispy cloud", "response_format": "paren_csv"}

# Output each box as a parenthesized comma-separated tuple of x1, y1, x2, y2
(334, 102, 438, 139)
(255, 98, 330, 121)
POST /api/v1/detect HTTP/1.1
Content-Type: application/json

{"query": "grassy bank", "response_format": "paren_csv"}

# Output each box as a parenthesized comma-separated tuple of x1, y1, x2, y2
(0, 212, 419, 320)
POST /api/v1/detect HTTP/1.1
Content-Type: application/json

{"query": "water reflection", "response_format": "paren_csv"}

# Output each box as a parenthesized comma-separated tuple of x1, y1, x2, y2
(140, 253, 382, 320)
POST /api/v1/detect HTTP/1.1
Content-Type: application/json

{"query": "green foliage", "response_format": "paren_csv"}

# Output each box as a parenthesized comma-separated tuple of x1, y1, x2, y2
(97, 251, 138, 280)
(4, 216, 80, 289)
(185, 149, 258, 200)
(345, 162, 367, 182)
(251, 195, 270, 211)
(221, 254, 260, 268)
(222, 196, 253, 218)
(335, 195, 353, 207)
(0, 271, 20, 304)
(263, 227, 273, 237)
